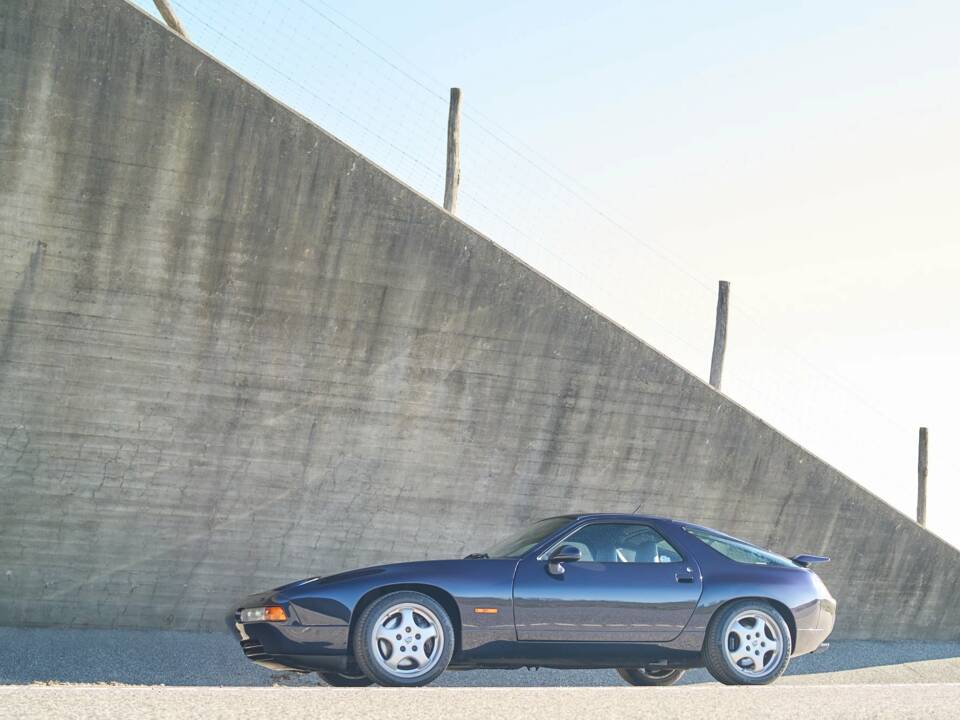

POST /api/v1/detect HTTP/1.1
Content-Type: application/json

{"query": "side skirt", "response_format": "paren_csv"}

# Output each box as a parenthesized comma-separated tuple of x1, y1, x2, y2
(453, 640, 703, 670)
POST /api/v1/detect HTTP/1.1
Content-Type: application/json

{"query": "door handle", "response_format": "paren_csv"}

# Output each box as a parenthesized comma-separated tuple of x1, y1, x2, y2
(675, 568, 696, 584)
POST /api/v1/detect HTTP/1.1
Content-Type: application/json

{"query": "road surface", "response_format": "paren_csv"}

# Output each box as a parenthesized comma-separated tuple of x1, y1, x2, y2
(3, 630, 957, 718)
(4, 683, 954, 720)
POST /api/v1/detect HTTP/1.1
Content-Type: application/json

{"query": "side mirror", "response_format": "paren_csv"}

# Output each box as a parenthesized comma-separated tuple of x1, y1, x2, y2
(548, 545, 581, 576)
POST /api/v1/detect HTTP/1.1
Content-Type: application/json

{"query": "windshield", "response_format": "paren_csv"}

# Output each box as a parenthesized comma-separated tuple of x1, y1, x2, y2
(483, 517, 572, 558)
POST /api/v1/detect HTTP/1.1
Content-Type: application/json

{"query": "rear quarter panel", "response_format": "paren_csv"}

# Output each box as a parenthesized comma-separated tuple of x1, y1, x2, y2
(670, 545, 829, 655)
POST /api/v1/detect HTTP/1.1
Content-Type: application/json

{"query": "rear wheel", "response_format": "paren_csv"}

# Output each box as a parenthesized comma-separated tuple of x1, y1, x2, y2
(703, 600, 792, 685)
(316, 671, 373, 687)
(617, 667, 685, 686)
(352, 591, 455, 687)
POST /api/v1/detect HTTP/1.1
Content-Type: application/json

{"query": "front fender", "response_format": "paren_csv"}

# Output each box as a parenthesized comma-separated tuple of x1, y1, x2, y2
(279, 559, 520, 657)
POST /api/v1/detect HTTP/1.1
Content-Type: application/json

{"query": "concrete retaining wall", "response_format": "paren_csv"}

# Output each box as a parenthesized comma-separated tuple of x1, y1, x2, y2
(1, 0, 957, 637)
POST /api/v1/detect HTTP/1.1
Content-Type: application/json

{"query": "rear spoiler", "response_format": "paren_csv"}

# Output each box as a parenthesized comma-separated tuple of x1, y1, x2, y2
(791, 554, 830, 568)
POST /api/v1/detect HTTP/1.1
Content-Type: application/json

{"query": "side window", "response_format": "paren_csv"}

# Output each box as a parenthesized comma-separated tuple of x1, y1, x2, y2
(686, 528, 793, 567)
(553, 523, 682, 564)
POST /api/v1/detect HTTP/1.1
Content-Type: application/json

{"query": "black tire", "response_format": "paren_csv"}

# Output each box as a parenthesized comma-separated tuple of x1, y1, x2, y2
(352, 591, 455, 687)
(617, 667, 685, 686)
(316, 671, 374, 687)
(703, 600, 792, 685)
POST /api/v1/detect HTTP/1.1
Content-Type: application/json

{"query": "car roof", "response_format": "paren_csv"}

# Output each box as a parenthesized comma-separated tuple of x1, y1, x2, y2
(543, 513, 772, 552)
(543, 512, 686, 526)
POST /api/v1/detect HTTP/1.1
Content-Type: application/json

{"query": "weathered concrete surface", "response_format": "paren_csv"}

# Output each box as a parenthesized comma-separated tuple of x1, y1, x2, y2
(0, 0, 958, 637)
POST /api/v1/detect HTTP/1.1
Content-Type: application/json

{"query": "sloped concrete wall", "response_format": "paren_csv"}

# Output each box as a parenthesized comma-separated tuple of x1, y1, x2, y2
(1, 0, 957, 637)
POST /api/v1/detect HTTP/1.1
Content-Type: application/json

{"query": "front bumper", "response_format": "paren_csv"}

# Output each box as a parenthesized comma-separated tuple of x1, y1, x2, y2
(227, 606, 351, 673)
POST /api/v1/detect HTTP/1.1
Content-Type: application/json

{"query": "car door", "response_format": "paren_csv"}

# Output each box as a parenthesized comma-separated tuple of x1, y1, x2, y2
(512, 521, 702, 642)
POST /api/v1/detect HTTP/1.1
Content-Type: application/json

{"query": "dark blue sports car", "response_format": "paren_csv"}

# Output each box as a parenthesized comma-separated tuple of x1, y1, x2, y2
(229, 513, 835, 686)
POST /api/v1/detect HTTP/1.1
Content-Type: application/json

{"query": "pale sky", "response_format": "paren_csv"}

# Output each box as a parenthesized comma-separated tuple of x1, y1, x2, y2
(136, 1, 959, 547)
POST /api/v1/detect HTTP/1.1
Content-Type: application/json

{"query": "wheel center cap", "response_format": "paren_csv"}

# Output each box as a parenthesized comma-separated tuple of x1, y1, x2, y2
(405, 636, 413, 644)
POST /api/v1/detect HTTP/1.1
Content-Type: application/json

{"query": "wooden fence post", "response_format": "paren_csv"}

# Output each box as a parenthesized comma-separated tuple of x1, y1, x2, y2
(709, 280, 730, 390)
(443, 88, 462, 213)
(153, 0, 189, 39)
(917, 427, 928, 525)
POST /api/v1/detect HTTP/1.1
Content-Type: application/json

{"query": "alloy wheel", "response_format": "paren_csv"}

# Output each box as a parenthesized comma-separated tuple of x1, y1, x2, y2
(722, 609, 784, 678)
(370, 602, 444, 679)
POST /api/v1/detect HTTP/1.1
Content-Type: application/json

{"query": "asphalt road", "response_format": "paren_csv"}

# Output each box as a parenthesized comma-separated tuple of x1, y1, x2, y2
(3, 628, 959, 718)
(3, 627, 960, 687)
(4, 684, 956, 720)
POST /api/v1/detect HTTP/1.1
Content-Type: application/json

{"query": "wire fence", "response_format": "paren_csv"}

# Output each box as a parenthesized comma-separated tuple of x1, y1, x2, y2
(134, 0, 955, 543)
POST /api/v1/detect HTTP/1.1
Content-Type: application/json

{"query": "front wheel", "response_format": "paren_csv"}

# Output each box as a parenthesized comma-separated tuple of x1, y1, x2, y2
(703, 600, 792, 685)
(352, 591, 455, 687)
(617, 667, 685, 686)
(316, 671, 374, 687)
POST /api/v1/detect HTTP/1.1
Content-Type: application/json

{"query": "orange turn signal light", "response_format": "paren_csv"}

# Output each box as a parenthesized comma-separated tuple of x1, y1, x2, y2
(263, 606, 288, 622)
(474, 608, 498, 615)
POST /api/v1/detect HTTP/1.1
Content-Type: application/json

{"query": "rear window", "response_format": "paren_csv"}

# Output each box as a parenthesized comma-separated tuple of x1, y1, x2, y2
(686, 527, 794, 568)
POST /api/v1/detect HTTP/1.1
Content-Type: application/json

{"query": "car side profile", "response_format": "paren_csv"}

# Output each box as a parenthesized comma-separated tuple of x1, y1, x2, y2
(229, 514, 835, 686)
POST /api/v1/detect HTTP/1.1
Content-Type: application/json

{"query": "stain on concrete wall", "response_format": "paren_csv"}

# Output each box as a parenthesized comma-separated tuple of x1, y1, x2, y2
(1, 0, 958, 637)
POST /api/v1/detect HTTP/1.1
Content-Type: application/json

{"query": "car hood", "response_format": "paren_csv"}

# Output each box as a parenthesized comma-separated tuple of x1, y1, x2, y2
(277, 557, 515, 591)
(314, 558, 484, 583)
(272, 576, 323, 592)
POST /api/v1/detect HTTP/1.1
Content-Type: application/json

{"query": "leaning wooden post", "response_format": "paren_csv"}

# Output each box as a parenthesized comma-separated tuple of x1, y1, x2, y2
(443, 87, 462, 213)
(709, 280, 730, 389)
(153, 0, 189, 39)
(917, 427, 928, 525)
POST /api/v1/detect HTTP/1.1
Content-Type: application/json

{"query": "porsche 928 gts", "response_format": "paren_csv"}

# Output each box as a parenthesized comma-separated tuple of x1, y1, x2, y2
(229, 513, 835, 686)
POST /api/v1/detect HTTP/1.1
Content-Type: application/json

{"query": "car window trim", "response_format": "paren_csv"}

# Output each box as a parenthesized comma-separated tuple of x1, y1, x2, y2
(535, 520, 685, 564)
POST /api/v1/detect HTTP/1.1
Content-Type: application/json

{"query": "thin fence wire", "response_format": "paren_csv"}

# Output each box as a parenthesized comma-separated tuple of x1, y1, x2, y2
(135, 0, 956, 540)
